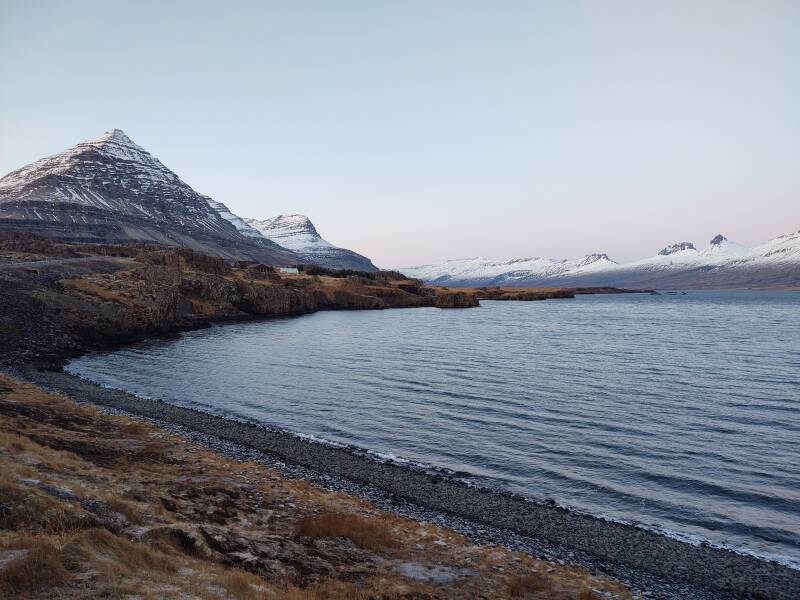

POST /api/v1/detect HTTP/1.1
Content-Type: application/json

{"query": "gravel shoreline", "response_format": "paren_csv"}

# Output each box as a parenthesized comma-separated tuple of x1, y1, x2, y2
(17, 367, 800, 600)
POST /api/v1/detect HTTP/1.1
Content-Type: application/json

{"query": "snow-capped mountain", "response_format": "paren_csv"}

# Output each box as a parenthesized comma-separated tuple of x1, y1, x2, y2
(403, 253, 617, 285)
(245, 214, 377, 271)
(0, 129, 295, 264)
(400, 232, 800, 289)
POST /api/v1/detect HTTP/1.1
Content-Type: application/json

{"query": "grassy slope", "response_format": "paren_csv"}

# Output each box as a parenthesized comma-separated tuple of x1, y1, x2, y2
(0, 373, 629, 599)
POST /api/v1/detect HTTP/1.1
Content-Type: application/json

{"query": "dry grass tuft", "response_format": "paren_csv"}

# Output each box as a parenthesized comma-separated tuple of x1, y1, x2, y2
(295, 512, 397, 551)
(577, 590, 599, 600)
(0, 539, 69, 595)
(63, 528, 176, 575)
(275, 579, 367, 600)
(120, 420, 149, 436)
(0, 481, 89, 533)
(137, 440, 170, 461)
(105, 496, 145, 525)
(218, 568, 265, 599)
(0, 532, 40, 550)
(0, 431, 43, 454)
(508, 572, 551, 597)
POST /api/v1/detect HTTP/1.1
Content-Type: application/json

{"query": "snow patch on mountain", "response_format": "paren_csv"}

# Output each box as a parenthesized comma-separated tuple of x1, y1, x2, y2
(403, 253, 618, 284)
(204, 198, 263, 238)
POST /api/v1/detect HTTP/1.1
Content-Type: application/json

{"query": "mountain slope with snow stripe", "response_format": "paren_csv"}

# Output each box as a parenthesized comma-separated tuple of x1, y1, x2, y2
(204, 198, 264, 238)
(246, 214, 378, 271)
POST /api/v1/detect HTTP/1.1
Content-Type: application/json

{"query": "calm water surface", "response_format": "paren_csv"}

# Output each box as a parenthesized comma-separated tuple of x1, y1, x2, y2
(68, 291, 800, 567)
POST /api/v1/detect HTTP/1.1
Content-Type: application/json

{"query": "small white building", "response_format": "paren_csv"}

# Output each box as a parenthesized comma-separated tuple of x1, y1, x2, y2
(279, 266, 299, 274)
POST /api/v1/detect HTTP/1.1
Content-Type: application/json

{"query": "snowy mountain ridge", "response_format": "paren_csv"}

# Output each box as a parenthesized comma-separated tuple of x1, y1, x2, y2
(244, 214, 377, 271)
(401, 232, 800, 289)
(245, 214, 333, 251)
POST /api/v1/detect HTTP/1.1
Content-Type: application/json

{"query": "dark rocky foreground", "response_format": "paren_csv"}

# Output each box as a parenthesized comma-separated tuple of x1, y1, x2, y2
(16, 367, 800, 600)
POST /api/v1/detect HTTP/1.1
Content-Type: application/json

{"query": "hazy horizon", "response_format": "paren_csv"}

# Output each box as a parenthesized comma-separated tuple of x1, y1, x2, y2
(2, 1, 798, 267)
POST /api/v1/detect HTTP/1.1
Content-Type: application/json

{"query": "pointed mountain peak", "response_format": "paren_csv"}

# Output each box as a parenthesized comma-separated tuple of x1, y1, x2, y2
(701, 234, 749, 258)
(82, 128, 143, 151)
(709, 234, 727, 245)
(106, 128, 133, 143)
(68, 128, 165, 168)
(82, 128, 135, 146)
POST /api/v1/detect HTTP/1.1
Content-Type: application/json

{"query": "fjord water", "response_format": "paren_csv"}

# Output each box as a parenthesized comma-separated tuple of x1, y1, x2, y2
(67, 291, 800, 567)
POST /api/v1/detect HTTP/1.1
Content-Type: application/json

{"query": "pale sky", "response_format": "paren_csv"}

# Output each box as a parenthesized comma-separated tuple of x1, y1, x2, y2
(1, 1, 798, 267)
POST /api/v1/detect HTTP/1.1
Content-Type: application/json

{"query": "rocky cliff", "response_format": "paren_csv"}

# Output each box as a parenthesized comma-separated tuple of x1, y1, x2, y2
(0, 235, 475, 367)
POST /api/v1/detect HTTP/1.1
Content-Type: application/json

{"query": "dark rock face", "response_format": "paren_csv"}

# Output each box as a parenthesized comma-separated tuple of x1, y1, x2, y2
(577, 253, 611, 265)
(0, 130, 298, 265)
(658, 242, 696, 256)
(433, 291, 480, 308)
(709, 234, 727, 245)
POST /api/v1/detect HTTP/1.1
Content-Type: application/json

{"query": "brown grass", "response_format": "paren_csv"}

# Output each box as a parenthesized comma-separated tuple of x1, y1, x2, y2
(0, 481, 89, 533)
(105, 496, 145, 525)
(62, 528, 176, 575)
(0, 539, 69, 595)
(577, 590, 599, 600)
(508, 572, 551, 597)
(275, 580, 368, 600)
(0, 431, 43, 454)
(138, 440, 170, 461)
(120, 420, 149, 436)
(219, 568, 265, 599)
(295, 512, 397, 551)
(61, 277, 136, 306)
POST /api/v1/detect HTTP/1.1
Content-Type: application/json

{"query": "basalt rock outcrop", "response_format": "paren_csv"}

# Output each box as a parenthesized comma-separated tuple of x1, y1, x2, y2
(433, 291, 481, 308)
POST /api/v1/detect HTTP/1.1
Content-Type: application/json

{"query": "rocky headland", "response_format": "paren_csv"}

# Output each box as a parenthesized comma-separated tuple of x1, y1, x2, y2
(0, 234, 477, 369)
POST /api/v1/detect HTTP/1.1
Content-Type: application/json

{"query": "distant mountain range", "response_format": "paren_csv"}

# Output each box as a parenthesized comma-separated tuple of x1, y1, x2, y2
(401, 232, 800, 289)
(0, 129, 376, 271)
